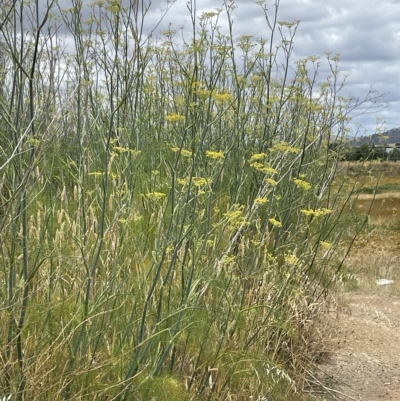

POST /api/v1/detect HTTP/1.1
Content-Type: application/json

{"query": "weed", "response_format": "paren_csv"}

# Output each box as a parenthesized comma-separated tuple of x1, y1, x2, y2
(0, 2, 382, 400)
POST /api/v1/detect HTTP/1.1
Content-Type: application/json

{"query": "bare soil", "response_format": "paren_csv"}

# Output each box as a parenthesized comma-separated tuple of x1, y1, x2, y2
(312, 293, 400, 400)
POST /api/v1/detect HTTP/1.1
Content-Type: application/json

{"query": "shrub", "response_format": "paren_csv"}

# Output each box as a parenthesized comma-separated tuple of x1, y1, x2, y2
(0, 1, 379, 400)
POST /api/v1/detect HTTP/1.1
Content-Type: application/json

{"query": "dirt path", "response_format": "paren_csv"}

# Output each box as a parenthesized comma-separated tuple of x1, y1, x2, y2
(313, 293, 400, 400)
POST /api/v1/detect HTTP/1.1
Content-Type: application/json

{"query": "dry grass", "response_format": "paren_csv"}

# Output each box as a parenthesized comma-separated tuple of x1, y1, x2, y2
(355, 194, 400, 220)
(336, 161, 400, 295)
(303, 161, 400, 400)
(338, 160, 400, 177)
(347, 227, 400, 294)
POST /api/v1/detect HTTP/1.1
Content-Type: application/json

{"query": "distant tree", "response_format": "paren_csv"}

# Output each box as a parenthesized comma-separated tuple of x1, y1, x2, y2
(373, 146, 387, 160)
(357, 144, 372, 161)
(389, 148, 400, 162)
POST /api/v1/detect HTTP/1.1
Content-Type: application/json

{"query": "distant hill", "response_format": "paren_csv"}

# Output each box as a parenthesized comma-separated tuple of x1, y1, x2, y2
(350, 127, 400, 146)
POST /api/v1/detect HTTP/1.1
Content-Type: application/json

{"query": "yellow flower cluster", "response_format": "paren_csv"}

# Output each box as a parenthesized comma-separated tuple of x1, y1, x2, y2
(223, 205, 248, 228)
(250, 153, 267, 162)
(28, 138, 41, 146)
(146, 192, 167, 201)
(181, 149, 192, 157)
(268, 218, 282, 227)
(212, 92, 234, 102)
(206, 150, 224, 160)
(272, 141, 300, 154)
(284, 254, 299, 265)
(194, 89, 212, 99)
(266, 178, 277, 186)
(221, 255, 236, 265)
(106, 4, 120, 13)
(192, 86, 233, 103)
(89, 0, 104, 7)
(301, 208, 333, 217)
(171, 147, 192, 157)
(177, 178, 188, 186)
(177, 177, 211, 188)
(320, 241, 332, 249)
(113, 146, 141, 156)
(166, 113, 185, 123)
(192, 177, 209, 187)
(254, 197, 268, 205)
(250, 162, 278, 175)
(191, 81, 202, 89)
(293, 178, 311, 191)
(88, 171, 117, 180)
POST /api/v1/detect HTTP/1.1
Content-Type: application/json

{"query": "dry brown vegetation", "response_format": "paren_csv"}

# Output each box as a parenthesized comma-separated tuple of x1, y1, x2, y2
(336, 161, 400, 295)
(307, 161, 400, 401)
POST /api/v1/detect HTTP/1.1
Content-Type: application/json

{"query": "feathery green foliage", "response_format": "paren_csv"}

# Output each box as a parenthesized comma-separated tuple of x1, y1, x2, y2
(0, 1, 378, 400)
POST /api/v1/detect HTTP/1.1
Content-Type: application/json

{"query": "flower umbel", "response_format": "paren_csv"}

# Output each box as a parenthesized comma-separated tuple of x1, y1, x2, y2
(206, 150, 224, 160)
(177, 177, 211, 188)
(146, 192, 167, 201)
(254, 197, 268, 205)
(224, 204, 248, 228)
(212, 92, 234, 102)
(301, 208, 333, 217)
(266, 178, 278, 186)
(272, 141, 300, 154)
(192, 177, 210, 187)
(293, 178, 311, 191)
(166, 113, 185, 123)
(269, 218, 282, 227)
(251, 162, 278, 175)
(250, 153, 267, 162)
(113, 146, 141, 156)
(171, 147, 192, 157)
(285, 254, 299, 265)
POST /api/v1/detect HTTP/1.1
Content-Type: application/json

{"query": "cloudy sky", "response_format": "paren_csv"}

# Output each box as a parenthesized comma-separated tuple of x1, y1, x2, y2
(141, 0, 400, 135)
